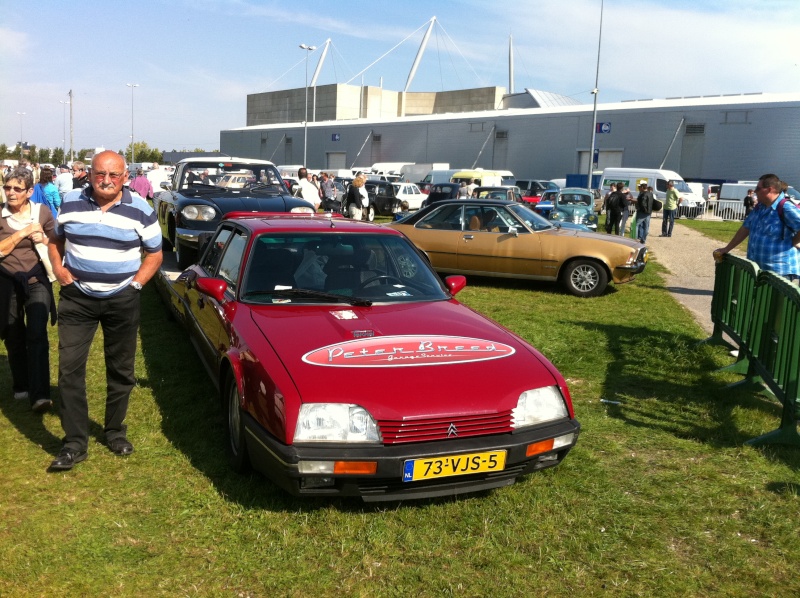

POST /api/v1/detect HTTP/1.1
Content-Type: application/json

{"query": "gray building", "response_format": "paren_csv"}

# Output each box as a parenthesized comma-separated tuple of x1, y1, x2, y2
(221, 85, 800, 185)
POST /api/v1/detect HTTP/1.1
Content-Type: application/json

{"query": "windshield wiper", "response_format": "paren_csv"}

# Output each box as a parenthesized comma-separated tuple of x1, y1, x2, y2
(246, 288, 372, 307)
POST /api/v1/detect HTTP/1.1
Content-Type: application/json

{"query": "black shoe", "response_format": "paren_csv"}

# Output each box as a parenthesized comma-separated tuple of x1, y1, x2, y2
(49, 447, 88, 471)
(32, 398, 52, 414)
(108, 437, 134, 456)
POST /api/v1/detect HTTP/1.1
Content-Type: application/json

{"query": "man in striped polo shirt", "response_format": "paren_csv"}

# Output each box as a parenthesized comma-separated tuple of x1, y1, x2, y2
(47, 151, 163, 471)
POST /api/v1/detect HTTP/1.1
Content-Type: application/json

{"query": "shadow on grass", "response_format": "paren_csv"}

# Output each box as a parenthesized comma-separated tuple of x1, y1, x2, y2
(573, 319, 800, 471)
(0, 355, 62, 454)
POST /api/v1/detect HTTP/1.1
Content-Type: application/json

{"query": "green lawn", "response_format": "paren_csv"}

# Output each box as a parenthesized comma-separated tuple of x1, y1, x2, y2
(1, 229, 798, 596)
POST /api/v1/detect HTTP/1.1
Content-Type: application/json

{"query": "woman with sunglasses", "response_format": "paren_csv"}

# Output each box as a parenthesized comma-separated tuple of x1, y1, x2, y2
(0, 167, 57, 413)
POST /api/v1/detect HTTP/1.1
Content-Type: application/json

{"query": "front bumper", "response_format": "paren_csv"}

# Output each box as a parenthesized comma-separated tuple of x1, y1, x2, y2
(243, 415, 580, 502)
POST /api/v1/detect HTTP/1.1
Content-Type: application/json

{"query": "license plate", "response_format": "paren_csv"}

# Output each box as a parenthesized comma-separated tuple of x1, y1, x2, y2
(402, 450, 507, 482)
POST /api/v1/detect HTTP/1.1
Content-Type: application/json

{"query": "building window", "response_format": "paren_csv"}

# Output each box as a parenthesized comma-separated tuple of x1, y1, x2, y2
(496, 131, 508, 139)
(722, 111, 750, 125)
(685, 124, 705, 135)
(470, 123, 485, 132)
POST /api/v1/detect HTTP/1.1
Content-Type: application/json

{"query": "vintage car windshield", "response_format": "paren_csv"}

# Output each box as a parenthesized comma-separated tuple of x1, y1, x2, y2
(559, 192, 593, 206)
(507, 203, 556, 231)
(241, 233, 449, 304)
(178, 162, 284, 191)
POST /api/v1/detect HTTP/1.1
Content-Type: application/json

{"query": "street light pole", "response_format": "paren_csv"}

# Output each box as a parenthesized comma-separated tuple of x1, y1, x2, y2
(587, 0, 604, 191)
(299, 44, 316, 166)
(126, 83, 139, 163)
(59, 100, 70, 159)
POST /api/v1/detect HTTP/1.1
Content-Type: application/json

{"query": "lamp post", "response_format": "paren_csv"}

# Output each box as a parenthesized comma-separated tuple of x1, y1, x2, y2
(59, 100, 70, 159)
(586, 0, 604, 191)
(299, 44, 315, 166)
(126, 83, 139, 163)
(16, 112, 25, 151)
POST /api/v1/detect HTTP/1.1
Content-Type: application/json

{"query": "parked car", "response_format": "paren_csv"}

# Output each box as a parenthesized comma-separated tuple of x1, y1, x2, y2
(361, 181, 403, 220)
(155, 213, 581, 501)
(420, 182, 461, 208)
(534, 188, 599, 231)
(153, 157, 314, 268)
(387, 199, 647, 297)
(391, 182, 425, 210)
(474, 186, 523, 202)
(516, 179, 558, 205)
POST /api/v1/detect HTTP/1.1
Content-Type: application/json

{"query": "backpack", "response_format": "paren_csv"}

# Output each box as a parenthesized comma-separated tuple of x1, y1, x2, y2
(776, 196, 800, 246)
(652, 197, 663, 212)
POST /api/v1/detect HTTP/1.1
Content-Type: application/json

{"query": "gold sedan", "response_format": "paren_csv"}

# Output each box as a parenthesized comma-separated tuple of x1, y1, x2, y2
(386, 199, 647, 297)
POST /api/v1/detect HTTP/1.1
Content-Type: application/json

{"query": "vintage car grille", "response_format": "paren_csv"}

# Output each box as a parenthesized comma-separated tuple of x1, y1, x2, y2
(379, 410, 514, 444)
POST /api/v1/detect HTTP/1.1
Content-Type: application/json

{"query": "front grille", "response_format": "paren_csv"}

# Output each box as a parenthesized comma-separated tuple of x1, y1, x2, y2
(379, 410, 513, 444)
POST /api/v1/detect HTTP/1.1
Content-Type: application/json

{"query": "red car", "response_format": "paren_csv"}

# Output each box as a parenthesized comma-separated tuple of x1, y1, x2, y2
(157, 212, 580, 501)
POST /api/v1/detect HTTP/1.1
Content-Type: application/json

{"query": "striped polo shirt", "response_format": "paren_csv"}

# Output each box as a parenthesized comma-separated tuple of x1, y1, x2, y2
(55, 187, 162, 297)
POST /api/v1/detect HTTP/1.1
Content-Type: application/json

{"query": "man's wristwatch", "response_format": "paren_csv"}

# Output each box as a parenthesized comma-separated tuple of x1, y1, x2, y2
(130, 281, 143, 291)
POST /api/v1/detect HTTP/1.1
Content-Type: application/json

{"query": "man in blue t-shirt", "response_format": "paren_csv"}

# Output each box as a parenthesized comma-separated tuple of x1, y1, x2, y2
(715, 173, 800, 283)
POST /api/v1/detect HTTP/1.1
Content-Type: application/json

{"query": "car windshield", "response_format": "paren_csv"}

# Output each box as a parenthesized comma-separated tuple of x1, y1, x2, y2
(178, 162, 284, 191)
(672, 180, 692, 193)
(559, 193, 592, 206)
(241, 233, 449, 304)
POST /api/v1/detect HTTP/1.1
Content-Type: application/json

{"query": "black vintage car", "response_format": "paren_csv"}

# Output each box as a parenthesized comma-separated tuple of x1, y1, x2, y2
(421, 182, 462, 209)
(153, 158, 315, 268)
(358, 181, 402, 221)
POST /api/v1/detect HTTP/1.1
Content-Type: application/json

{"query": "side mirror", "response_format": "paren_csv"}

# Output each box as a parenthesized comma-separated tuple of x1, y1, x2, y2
(160, 181, 172, 191)
(445, 275, 467, 296)
(195, 277, 228, 302)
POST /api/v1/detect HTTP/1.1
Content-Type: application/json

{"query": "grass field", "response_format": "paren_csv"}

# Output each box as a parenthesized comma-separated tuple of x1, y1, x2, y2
(1, 221, 798, 596)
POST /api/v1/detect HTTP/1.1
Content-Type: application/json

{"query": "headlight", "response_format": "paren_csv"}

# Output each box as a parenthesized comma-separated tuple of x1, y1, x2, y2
(588, 214, 598, 223)
(511, 386, 568, 429)
(181, 205, 217, 221)
(291, 206, 315, 214)
(294, 404, 381, 443)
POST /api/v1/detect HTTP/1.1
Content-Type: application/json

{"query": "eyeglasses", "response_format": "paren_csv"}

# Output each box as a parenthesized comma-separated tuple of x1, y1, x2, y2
(93, 171, 125, 182)
(2, 185, 27, 193)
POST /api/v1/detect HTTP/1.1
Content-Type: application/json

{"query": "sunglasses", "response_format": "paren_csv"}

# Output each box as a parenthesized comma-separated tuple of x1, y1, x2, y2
(2, 185, 28, 193)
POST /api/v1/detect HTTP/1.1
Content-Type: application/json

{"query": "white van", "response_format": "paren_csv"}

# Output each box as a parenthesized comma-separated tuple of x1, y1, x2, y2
(450, 169, 515, 188)
(600, 167, 706, 218)
(418, 169, 462, 193)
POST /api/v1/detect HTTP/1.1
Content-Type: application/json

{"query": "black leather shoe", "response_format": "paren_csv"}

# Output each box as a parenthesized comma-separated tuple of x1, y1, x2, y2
(49, 447, 88, 471)
(108, 438, 134, 456)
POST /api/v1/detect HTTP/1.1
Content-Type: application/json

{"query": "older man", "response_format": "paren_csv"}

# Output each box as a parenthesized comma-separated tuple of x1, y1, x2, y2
(716, 173, 800, 283)
(48, 151, 163, 471)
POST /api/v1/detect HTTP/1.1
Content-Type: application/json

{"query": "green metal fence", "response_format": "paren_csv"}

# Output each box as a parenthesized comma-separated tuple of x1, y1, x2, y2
(703, 255, 800, 447)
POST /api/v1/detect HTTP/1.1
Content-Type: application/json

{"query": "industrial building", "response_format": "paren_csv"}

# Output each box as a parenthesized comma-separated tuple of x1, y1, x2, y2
(221, 85, 800, 186)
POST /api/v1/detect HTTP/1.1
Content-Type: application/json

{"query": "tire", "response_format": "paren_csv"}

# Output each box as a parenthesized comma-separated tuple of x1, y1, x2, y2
(561, 259, 608, 298)
(175, 240, 198, 270)
(224, 375, 250, 473)
(365, 204, 376, 222)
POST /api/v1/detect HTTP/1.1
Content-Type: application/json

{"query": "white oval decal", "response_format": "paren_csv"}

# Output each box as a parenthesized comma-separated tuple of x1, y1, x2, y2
(302, 335, 515, 368)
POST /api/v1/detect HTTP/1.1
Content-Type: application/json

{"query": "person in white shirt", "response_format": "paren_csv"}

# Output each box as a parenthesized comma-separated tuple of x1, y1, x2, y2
(297, 167, 321, 210)
(55, 165, 73, 199)
(146, 162, 169, 192)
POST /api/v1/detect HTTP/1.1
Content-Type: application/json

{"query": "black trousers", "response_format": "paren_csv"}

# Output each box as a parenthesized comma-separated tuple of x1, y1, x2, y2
(56, 284, 140, 452)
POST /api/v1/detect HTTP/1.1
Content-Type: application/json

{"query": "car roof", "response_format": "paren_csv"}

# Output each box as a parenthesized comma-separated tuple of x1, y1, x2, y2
(559, 187, 592, 193)
(177, 157, 277, 166)
(221, 213, 407, 236)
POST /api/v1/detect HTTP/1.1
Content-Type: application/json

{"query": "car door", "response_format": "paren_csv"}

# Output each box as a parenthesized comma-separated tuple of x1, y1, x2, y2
(184, 226, 248, 374)
(456, 204, 545, 277)
(408, 204, 465, 270)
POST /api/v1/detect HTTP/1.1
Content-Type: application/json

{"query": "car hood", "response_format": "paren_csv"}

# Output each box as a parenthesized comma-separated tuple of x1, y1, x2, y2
(556, 205, 593, 216)
(179, 190, 305, 211)
(548, 227, 642, 248)
(247, 300, 560, 418)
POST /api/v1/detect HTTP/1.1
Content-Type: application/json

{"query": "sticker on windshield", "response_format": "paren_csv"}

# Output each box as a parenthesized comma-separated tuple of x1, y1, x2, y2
(302, 335, 515, 367)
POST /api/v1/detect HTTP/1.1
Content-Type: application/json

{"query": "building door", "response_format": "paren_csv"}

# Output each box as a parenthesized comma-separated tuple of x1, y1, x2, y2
(578, 150, 623, 173)
(326, 152, 346, 170)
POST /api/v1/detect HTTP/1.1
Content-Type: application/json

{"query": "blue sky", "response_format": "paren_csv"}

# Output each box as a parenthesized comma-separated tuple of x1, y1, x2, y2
(2, 0, 798, 153)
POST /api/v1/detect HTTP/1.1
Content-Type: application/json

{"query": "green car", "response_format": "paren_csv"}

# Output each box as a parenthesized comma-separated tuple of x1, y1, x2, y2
(543, 188, 599, 231)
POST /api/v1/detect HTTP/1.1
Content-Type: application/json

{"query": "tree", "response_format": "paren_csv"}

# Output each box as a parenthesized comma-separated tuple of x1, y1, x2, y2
(37, 148, 51, 164)
(0, 144, 7, 159)
(51, 148, 65, 166)
(77, 149, 90, 162)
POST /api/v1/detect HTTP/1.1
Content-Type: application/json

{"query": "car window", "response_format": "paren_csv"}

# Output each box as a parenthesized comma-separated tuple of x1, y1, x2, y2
(507, 203, 553, 232)
(416, 204, 463, 231)
(656, 178, 668, 193)
(241, 233, 448, 303)
(201, 227, 233, 273)
(560, 193, 592, 206)
(177, 162, 283, 191)
(217, 230, 248, 292)
(463, 205, 520, 233)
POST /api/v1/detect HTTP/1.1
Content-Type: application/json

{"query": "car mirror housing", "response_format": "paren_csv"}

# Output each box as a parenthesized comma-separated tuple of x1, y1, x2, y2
(445, 275, 467, 296)
(160, 181, 172, 191)
(196, 277, 228, 302)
